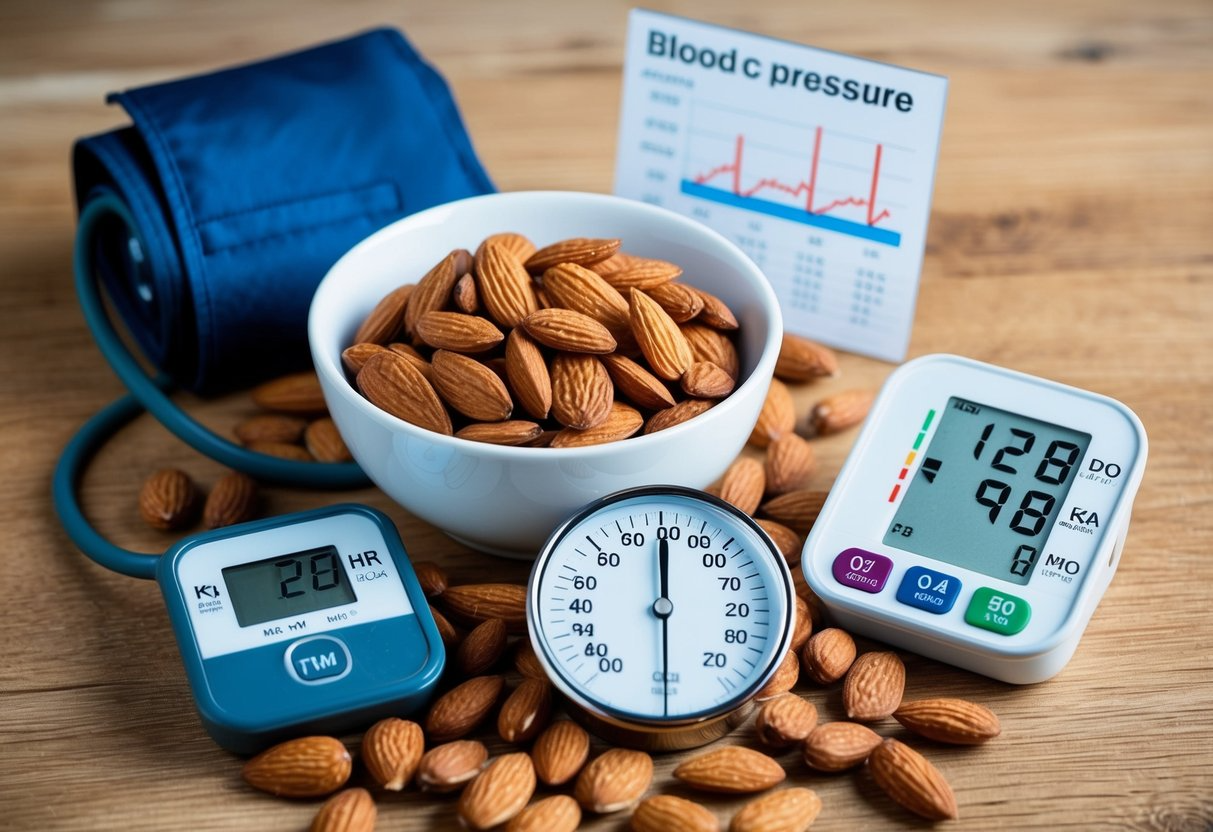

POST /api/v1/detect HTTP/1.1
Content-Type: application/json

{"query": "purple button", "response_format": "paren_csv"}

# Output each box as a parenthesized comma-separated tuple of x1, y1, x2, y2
(832, 548, 894, 593)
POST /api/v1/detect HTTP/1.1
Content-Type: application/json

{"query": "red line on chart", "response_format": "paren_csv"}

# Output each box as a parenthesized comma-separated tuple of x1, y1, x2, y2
(692, 129, 891, 226)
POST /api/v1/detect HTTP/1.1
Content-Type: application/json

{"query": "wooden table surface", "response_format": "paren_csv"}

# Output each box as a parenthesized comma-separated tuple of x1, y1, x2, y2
(2, 0, 1210, 829)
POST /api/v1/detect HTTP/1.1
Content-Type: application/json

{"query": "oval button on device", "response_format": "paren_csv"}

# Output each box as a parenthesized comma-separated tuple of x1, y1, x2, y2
(964, 587, 1031, 636)
(832, 548, 894, 593)
(284, 635, 352, 684)
(896, 565, 961, 614)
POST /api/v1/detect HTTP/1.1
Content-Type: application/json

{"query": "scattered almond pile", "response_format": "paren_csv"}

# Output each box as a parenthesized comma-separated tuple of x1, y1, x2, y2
(138, 468, 259, 531)
(341, 234, 746, 447)
(239, 564, 1000, 831)
(135, 370, 354, 533)
(227, 340, 1002, 830)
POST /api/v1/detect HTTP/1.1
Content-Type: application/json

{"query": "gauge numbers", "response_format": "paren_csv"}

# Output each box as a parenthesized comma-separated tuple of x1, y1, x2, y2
(528, 487, 794, 726)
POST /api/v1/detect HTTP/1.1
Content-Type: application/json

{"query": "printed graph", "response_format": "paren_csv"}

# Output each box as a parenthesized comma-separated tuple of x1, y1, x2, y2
(680, 101, 908, 247)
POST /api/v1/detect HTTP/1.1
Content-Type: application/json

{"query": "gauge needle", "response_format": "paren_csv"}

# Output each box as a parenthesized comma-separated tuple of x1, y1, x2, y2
(653, 538, 673, 717)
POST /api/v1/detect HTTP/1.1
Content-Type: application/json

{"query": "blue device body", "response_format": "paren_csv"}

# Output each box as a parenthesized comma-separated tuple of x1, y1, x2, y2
(156, 504, 444, 754)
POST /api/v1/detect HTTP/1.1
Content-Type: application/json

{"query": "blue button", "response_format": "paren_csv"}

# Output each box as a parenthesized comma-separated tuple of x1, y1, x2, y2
(896, 566, 962, 614)
(284, 636, 351, 684)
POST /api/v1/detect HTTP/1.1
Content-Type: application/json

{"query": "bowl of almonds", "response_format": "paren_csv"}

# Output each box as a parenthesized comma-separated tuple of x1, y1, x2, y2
(309, 191, 782, 556)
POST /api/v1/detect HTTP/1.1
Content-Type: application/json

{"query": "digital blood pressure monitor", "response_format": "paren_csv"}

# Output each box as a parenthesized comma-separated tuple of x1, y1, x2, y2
(802, 355, 1147, 684)
(157, 504, 444, 753)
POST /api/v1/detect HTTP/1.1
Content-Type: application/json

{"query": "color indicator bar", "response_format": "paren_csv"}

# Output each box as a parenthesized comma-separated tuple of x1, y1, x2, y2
(888, 408, 937, 502)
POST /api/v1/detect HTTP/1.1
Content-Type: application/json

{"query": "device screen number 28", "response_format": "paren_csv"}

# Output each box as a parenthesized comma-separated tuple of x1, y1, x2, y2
(276, 551, 342, 599)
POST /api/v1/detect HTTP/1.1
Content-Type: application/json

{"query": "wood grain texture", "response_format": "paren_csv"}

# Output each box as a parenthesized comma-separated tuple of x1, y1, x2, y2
(1, 0, 1210, 829)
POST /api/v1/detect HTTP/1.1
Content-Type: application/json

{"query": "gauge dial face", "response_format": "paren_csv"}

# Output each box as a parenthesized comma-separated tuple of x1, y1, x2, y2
(528, 487, 795, 726)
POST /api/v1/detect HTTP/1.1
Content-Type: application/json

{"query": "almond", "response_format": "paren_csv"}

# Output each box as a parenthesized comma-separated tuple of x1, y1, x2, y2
(531, 720, 591, 786)
(202, 471, 257, 529)
(682, 323, 740, 381)
(498, 678, 553, 743)
(756, 519, 803, 567)
(673, 746, 785, 794)
(602, 353, 677, 411)
(454, 272, 481, 314)
(843, 651, 905, 721)
(632, 795, 719, 832)
(247, 440, 314, 461)
(809, 389, 875, 436)
(440, 583, 528, 633)
(403, 249, 473, 337)
(251, 371, 328, 414)
(764, 434, 815, 496)
(644, 398, 713, 434)
(550, 353, 613, 430)
(522, 308, 617, 354)
(415, 311, 504, 353)
(748, 379, 794, 449)
(525, 237, 621, 273)
(867, 738, 959, 821)
(354, 283, 415, 345)
(790, 595, 812, 651)
(550, 400, 643, 448)
(893, 698, 1001, 745)
(357, 351, 452, 435)
(754, 648, 800, 701)
(574, 748, 653, 813)
(456, 420, 545, 446)
(513, 640, 548, 681)
(430, 349, 514, 422)
(417, 740, 488, 793)
(412, 560, 448, 598)
(480, 232, 537, 262)
(506, 795, 581, 832)
(425, 675, 505, 742)
(755, 694, 818, 749)
(718, 456, 765, 515)
(541, 262, 631, 333)
(681, 361, 735, 399)
(598, 257, 682, 291)
(476, 241, 540, 328)
(234, 413, 309, 445)
(729, 788, 822, 832)
(458, 752, 536, 830)
(139, 468, 198, 531)
(691, 287, 739, 330)
(429, 604, 460, 650)
(800, 628, 857, 685)
(758, 490, 828, 536)
(646, 281, 704, 323)
(361, 718, 423, 791)
(242, 736, 352, 797)
(305, 417, 352, 462)
(341, 341, 390, 375)
(803, 721, 882, 772)
(774, 334, 838, 382)
(456, 618, 508, 677)
(504, 329, 552, 420)
(631, 289, 693, 380)
(310, 787, 376, 832)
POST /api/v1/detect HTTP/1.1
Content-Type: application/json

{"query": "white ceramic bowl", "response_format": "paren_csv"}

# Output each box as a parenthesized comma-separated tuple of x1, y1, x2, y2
(310, 191, 782, 557)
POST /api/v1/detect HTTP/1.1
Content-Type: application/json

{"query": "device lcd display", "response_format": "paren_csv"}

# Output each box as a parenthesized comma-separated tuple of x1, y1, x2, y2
(884, 397, 1092, 585)
(222, 545, 357, 627)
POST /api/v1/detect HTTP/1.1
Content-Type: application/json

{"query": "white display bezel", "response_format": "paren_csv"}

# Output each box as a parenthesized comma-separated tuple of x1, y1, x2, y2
(804, 354, 1147, 664)
(175, 512, 413, 659)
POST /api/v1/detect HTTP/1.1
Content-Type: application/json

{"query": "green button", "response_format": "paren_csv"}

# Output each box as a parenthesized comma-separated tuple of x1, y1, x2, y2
(964, 587, 1031, 636)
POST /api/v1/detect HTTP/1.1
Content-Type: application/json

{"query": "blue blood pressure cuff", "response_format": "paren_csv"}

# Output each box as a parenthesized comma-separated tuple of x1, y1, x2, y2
(73, 28, 494, 393)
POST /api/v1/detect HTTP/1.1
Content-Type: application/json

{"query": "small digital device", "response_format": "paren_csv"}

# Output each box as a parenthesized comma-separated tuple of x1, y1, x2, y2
(527, 486, 795, 750)
(803, 355, 1147, 683)
(157, 504, 444, 753)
